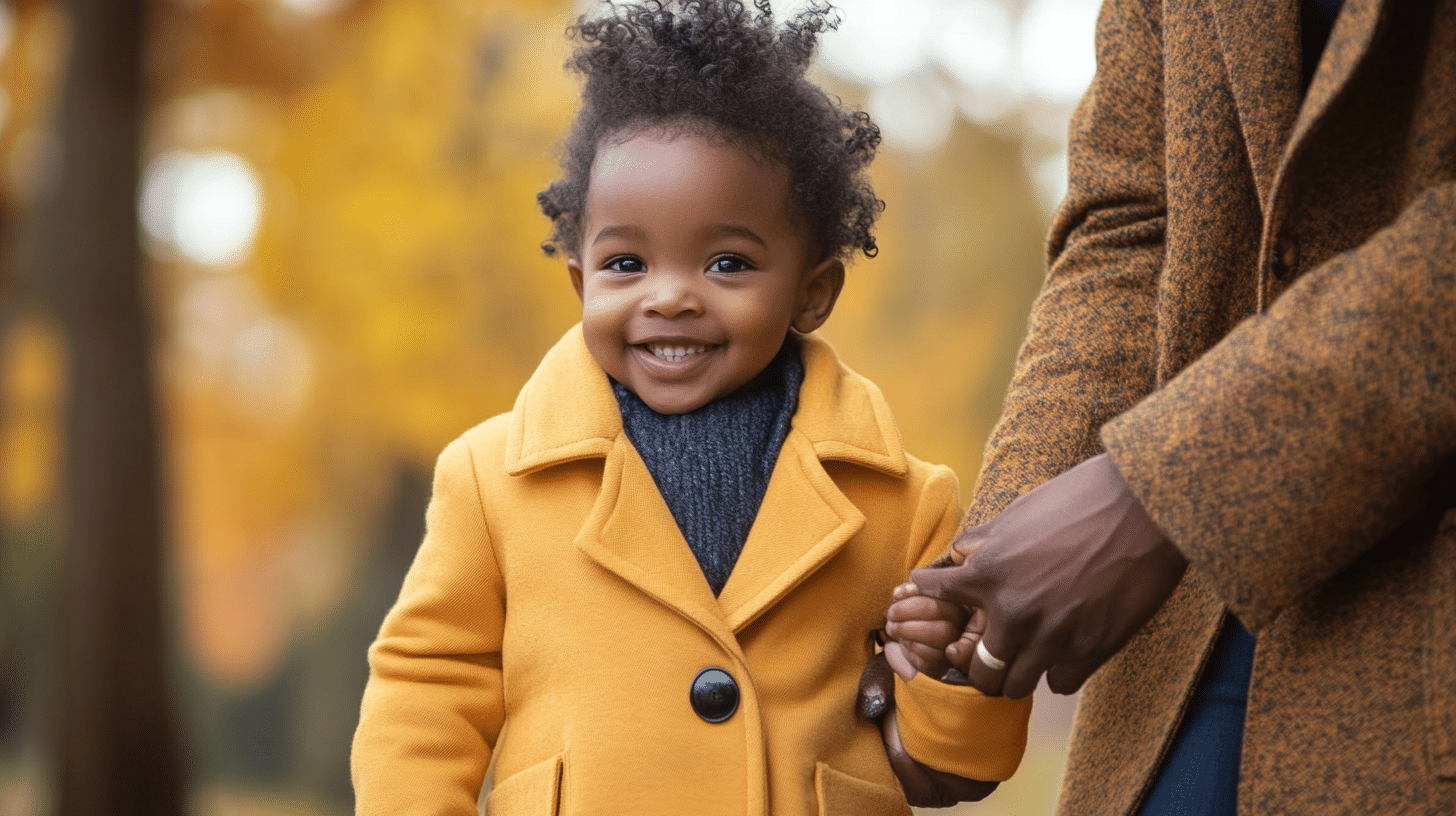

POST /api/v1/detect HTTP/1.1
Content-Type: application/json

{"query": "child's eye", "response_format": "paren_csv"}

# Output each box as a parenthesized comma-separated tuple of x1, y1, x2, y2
(708, 255, 753, 273)
(604, 256, 645, 273)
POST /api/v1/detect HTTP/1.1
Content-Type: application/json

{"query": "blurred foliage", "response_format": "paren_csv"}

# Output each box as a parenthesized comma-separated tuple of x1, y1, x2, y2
(0, 317, 62, 522)
(0, 0, 1064, 814)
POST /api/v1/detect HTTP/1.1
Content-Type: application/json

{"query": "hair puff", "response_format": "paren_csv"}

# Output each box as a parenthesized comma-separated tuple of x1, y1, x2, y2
(537, 0, 883, 262)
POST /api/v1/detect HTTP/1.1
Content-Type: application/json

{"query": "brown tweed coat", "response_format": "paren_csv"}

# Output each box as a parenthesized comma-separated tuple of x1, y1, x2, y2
(966, 0, 1456, 813)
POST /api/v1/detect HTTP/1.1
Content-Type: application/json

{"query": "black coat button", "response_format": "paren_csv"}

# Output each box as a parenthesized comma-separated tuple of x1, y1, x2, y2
(690, 667, 739, 723)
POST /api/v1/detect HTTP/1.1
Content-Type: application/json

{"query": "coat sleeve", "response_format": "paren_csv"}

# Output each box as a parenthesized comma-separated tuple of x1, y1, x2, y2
(966, 0, 1167, 525)
(903, 462, 964, 575)
(352, 437, 507, 815)
(1103, 181, 1456, 632)
(894, 463, 1034, 781)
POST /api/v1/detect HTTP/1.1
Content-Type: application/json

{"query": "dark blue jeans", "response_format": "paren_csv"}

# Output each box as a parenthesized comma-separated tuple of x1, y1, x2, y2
(1133, 618, 1256, 816)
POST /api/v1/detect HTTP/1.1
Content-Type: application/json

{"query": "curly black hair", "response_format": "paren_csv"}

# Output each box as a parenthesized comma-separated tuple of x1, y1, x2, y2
(537, 0, 883, 262)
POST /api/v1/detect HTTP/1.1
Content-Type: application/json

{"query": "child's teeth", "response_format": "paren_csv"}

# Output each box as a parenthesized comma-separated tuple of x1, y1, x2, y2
(650, 344, 706, 362)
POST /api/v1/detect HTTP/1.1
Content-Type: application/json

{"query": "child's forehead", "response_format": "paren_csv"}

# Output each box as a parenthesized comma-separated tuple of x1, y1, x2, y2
(580, 130, 813, 254)
(587, 132, 790, 209)
(604, 116, 782, 160)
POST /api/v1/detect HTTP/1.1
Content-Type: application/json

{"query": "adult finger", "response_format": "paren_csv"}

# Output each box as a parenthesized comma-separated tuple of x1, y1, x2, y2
(949, 520, 992, 564)
(1000, 653, 1044, 700)
(1045, 656, 1103, 696)
(961, 626, 1014, 697)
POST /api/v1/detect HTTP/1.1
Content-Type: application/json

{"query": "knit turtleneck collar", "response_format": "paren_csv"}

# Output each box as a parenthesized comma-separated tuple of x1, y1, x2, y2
(611, 336, 804, 596)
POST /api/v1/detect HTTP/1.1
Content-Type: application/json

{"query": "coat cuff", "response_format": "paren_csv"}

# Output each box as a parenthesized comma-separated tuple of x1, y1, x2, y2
(893, 673, 1033, 781)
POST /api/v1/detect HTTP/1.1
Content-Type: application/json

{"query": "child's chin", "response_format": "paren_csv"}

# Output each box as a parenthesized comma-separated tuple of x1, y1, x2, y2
(638, 389, 712, 415)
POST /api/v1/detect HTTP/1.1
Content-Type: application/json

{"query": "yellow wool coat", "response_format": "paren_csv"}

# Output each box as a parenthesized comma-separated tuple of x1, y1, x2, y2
(352, 326, 1030, 816)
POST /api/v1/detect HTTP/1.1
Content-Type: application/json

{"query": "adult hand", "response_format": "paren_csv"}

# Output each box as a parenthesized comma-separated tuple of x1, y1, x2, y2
(912, 453, 1189, 699)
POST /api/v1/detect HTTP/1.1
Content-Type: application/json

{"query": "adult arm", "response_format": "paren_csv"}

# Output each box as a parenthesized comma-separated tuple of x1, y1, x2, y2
(934, 182, 1456, 697)
(1103, 181, 1456, 632)
(352, 438, 507, 816)
(921, 0, 1456, 698)
(904, 0, 1175, 699)
(967, 0, 1168, 522)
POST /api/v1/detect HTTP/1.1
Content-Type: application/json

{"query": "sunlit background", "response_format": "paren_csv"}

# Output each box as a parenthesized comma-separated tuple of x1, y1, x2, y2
(0, 0, 1100, 813)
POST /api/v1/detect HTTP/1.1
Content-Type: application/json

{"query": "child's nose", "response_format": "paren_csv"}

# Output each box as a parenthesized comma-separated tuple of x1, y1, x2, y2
(641, 271, 703, 318)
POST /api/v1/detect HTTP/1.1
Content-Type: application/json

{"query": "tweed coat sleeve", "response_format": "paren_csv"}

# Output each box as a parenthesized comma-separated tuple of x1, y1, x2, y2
(352, 437, 506, 815)
(966, 0, 1166, 524)
(1103, 185, 1456, 632)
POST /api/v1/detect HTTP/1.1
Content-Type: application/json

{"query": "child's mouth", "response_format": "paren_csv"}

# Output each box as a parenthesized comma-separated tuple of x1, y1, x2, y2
(644, 342, 711, 363)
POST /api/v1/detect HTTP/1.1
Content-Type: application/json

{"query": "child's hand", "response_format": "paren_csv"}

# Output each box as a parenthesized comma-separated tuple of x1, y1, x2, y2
(880, 710, 1000, 807)
(884, 581, 985, 683)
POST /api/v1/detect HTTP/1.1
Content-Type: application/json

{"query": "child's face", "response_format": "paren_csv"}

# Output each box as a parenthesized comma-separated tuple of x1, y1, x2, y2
(569, 130, 843, 415)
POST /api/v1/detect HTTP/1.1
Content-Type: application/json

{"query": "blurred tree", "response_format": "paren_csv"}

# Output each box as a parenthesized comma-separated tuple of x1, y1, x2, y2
(0, 1, 1061, 813)
(40, 0, 187, 814)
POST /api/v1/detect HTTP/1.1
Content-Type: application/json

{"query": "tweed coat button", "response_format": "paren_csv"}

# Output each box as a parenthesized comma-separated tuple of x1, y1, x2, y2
(690, 667, 739, 723)
(1271, 238, 1299, 280)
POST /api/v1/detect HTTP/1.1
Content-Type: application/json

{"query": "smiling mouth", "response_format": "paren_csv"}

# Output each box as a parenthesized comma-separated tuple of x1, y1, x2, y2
(642, 342, 714, 363)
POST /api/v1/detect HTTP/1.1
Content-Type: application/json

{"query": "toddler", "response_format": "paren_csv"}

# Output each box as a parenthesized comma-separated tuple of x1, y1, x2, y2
(351, 3, 1029, 814)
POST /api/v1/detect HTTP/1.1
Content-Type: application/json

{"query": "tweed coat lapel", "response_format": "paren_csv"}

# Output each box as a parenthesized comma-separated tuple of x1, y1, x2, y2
(1209, 0, 1303, 210)
(1281, 0, 1391, 174)
(1210, 0, 1393, 212)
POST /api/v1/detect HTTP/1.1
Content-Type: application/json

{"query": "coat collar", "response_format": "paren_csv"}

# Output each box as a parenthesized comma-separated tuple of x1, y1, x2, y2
(505, 324, 909, 637)
(503, 324, 908, 480)
(1212, 0, 1390, 211)
(1282, 0, 1390, 176)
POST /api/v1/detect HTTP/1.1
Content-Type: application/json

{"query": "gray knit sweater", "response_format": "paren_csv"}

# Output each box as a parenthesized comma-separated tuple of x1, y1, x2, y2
(611, 338, 803, 596)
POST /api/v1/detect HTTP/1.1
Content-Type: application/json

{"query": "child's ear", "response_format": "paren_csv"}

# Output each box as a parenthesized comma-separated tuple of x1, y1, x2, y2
(791, 256, 845, 334)
(567, 258, 585, 303)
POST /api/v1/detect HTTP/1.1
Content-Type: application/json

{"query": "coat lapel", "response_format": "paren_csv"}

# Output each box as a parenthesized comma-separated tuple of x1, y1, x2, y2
(1281, 0, 1390, 169)
(1210, 0, 1303, 210)
(573, 436, 739, 646)
(505, 324, 619, 477)
(519, 327, 909, 645)
(715, 430, 866, 632)
(715, 333, 906, 632)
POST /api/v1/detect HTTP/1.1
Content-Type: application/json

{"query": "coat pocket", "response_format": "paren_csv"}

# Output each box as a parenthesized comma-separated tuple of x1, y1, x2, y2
(814, 762, 911, 816)
(1427, 511, 1456, 780)
(483, 753, 564, 816)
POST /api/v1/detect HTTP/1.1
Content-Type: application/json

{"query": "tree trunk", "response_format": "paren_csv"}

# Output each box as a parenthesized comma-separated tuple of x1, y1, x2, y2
(49, 0, 187, 813)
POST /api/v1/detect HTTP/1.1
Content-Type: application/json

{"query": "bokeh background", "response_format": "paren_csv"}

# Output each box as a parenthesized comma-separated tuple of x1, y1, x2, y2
(0, 0, 1102, 813)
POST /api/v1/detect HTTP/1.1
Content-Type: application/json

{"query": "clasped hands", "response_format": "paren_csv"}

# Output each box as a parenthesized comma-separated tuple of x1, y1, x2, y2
(864, 453, 1189, 805)
(886, 452, 1188, 698)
